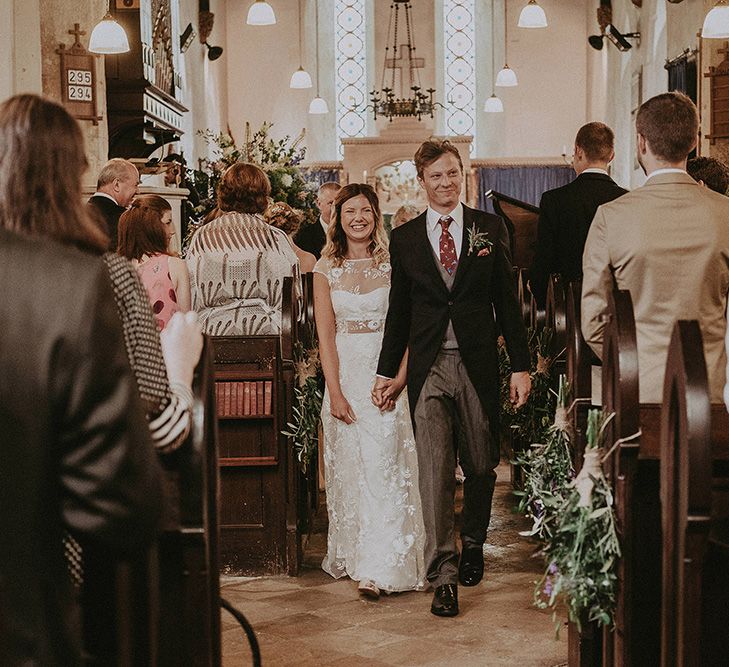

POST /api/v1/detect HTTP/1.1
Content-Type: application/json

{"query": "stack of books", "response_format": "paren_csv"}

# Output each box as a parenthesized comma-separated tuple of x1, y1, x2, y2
(215, 380, 273, 417)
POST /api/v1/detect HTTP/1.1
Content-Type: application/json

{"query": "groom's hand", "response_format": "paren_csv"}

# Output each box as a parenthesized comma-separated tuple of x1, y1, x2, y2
(510, 371, 531, 409)
(371, 376, 390, 409)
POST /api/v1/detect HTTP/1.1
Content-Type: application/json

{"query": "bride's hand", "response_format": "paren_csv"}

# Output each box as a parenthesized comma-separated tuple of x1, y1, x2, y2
(330, 392, 357, 424)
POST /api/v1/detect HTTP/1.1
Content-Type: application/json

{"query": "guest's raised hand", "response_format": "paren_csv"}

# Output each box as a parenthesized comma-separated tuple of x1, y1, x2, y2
(330, 391, 357, 425)
(160, 311, 204, 389)
(510, 370, 531, 409)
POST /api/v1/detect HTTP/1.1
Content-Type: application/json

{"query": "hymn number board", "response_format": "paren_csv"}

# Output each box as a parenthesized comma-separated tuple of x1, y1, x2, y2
(57, 24, 102, 124)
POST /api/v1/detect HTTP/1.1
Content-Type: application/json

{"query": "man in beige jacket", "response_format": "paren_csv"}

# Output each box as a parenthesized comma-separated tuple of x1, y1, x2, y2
(582, 92, 729, 403)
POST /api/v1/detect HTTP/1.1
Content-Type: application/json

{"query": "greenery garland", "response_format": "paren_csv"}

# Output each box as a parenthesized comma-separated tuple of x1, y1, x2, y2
(281, 342, 323, 475)
(534, 408, 621, 633)
(513, 374, 574, 541)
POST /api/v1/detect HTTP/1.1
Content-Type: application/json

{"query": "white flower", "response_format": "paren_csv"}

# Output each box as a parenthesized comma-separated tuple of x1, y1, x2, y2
(368, 320, 379, 330)
(280, 173, 293, 188)
(222, 144, 236, 158)
(330, 267, 343, 280)
(379, 262, 391, 272)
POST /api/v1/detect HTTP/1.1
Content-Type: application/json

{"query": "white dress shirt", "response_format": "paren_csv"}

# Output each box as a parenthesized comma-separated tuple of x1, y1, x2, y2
(426, 203, 464, 260)
(581, 168, 610, 176)
(319, 216, 328, 235)
(644, 168, 687, 183)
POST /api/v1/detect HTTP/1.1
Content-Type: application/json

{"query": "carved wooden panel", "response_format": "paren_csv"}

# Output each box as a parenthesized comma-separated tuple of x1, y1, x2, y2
(705, 44, 729, 144)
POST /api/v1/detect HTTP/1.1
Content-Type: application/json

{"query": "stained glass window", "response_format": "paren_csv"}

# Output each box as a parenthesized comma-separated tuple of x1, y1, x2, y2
(443, 0, 476, 145)
(335, 0, 368, 157)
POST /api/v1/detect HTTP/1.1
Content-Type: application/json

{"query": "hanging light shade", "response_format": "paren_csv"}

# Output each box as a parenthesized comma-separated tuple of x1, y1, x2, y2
(496, 65, 518, 87)
(247, 0, 276, 26)
(309, 96, 329, 114)
(88, 13, 130, 54)
(290, 67, 313, 89)
(484, 94, 504, 113)
(518, 0, 547, 29)
(702, 1, 729, 38)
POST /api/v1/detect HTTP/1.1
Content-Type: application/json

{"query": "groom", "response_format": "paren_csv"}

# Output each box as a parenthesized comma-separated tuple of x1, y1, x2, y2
(373, 139, 531, 617)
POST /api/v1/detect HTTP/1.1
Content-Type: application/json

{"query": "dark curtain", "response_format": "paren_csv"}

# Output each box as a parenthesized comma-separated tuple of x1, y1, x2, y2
(477, 165, 575, 212)
(666, 53, 697, 103)
(301, 168, 341, 186)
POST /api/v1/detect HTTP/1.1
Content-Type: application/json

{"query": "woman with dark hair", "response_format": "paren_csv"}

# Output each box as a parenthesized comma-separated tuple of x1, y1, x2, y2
(0, 93, 201, 454)
(186, 162, 300, 335)
(314, 183, 425, 599)
(118, 194, 191, 329)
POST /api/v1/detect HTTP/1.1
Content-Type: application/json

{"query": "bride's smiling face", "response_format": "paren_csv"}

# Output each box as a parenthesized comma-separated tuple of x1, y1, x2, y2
(339, 194, 375, 244)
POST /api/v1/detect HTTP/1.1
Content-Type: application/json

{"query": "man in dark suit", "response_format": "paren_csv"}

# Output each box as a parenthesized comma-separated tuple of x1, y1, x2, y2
(529, 122, 627, 308)
(0, 229, 162, 665)
(373, 140, 531, 617)
(294, 181, 340, 259)
(87, 158, 139, 249)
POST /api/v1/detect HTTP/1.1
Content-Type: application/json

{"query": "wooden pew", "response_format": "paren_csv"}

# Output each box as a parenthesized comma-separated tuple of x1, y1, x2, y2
(599, 289, 729, 666)
(516, 267, 532, 329)
(484, 189, 540, 269)
(564, 279, 603, 666)
(545, 273, 567, 379)
(660, 320, 729, 667)
(213, 276, 304, 575)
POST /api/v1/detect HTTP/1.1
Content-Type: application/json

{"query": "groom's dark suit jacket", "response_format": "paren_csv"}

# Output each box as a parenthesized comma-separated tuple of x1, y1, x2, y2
(377, 204, 530, 439)
(529, 172, 627, 308)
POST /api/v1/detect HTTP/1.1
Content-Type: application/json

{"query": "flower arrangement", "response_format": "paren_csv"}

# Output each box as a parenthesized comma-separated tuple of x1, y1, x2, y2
(534, 408, 621, 634)
(282, 342, 323, 474)
(182, 123, 319, 251)
(513, 374, 574, 541)
(467, 223, 493, 256)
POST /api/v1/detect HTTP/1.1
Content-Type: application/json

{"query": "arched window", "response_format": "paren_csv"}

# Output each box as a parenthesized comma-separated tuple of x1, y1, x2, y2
(443, 0, 476, 147)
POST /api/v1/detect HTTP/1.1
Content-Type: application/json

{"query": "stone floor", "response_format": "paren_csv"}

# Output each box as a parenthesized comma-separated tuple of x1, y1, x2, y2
(220, 464, 568, 666)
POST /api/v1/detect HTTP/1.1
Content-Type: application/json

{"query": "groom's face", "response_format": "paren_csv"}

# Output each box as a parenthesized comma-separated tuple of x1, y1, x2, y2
(418, 153, 463, 211)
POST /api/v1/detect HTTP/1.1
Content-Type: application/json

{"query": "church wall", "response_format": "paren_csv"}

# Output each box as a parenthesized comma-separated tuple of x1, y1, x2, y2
(0, 0, 44, 101)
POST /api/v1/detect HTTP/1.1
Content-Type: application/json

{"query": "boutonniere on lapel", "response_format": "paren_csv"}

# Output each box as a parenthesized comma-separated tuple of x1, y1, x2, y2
(467, 223, 493, 256)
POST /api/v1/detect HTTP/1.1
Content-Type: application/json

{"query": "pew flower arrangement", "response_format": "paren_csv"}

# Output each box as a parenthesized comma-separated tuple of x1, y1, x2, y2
(514, 374, 574, 540)
(535, 408, 621, 633)
(282, 341, 323, 475)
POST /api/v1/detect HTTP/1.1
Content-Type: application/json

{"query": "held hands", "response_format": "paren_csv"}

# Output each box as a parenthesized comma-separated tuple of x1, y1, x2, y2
(371, 377, 404, 412)
(330, 391, 357, 425)
(510, 371, 531, 409)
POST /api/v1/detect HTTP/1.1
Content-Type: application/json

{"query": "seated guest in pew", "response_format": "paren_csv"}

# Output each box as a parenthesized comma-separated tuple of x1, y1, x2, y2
(87, 157, 140, 249)
(295, 181, 341, 259)
(265, 200, 316, 273)
(0, 94, 163, 666)
(529, 122, 627, 308)
(117, 194, 192, 329)
(687, 156, 729, 195)
(582, 92, 729, 403)
(0, 94, 202, 454)
(187, 162, 301, 335)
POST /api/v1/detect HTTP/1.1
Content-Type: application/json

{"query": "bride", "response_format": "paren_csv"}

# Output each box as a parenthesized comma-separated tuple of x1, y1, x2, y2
(313, 183, 425, 598)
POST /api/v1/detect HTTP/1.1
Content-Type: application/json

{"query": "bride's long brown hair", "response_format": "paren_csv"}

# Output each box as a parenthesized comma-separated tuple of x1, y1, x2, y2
(0, 94, 108, 253)
(321, 183, 389, 267)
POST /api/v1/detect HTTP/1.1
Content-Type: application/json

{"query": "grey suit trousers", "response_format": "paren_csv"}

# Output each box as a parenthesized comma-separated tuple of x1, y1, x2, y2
(413, 348, 498, 588)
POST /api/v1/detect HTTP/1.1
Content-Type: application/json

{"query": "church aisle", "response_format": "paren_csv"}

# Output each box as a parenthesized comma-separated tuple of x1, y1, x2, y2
(220, 463, 568, 666)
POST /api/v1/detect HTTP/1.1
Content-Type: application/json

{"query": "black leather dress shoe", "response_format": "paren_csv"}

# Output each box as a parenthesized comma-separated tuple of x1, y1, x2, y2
(458, 547, 484, 586)
(431, 584, 459, 617)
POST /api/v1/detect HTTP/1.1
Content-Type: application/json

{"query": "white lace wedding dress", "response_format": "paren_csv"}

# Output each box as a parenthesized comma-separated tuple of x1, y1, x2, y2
(314, 256, 426, 592)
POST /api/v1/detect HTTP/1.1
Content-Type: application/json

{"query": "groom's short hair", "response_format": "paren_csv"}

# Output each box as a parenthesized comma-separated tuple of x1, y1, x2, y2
(414, 139, 463, 179)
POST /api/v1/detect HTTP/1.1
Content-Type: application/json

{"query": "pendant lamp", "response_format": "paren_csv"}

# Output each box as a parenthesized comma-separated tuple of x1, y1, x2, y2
(485, 1, 503, 113)
(247, 0, 276, 26)
(309, 0, 328, 114)
(518, 0, 547, 29)
(89, 9, 130, 54)
(702, 1, 729, 39)
(496, 1, 518, 87)
(290, 0, 313, 88)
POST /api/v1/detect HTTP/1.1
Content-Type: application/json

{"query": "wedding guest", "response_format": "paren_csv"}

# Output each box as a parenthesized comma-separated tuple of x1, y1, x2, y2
(295, 181, 341, 259)
(0, 94, 201, 455)
(530, 122, 627, 308)
(390, 204, 421, 230)
(88, 158, 140, 249)
(687, 156, 729, 195)
(314, 183, 425, 598)
(265, 200, 316, 273)
(0, 93, 162, 667)
(118, 194, 191, 329)
(582, 92, 729, 403)
(187, 162, 300, 335)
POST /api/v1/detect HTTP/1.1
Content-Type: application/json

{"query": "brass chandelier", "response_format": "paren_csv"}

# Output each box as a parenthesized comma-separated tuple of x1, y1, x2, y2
(370, 0, 443, 121)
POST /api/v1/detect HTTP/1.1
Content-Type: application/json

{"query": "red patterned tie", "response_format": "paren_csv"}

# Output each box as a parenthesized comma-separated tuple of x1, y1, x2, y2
(438, 216, 458, 275)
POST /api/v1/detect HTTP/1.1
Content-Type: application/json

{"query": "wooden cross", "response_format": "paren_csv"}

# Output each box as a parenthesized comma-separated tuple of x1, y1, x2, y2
(68, 23, 86, 48)
(386, 45, 425, 71)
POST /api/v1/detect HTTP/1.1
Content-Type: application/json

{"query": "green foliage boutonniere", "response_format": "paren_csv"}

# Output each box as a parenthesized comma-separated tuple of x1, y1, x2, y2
(467, 223, 493, 256)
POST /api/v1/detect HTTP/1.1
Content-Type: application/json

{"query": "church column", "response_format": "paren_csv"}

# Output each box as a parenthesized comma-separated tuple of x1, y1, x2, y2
(0, 0, 43, 101)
